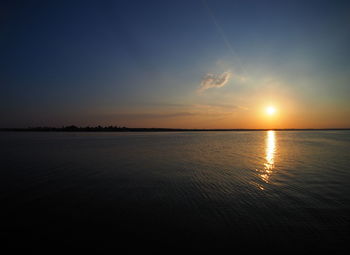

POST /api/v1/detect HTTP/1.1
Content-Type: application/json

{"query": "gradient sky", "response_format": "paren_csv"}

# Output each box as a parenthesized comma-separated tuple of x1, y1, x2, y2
(1, 0, 350, 128)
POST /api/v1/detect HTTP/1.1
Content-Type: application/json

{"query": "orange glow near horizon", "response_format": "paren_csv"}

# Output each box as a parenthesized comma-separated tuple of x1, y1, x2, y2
(94, 99, 350, 129)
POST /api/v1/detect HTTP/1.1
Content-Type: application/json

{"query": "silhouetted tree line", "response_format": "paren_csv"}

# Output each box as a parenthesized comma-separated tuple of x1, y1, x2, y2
(0, 126, 349, 132)
(1, 125, 132, 132)
(0, 125, 196, 132)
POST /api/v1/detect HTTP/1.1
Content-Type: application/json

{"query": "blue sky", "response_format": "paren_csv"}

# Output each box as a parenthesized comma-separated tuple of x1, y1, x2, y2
(1, 0, 349, 128)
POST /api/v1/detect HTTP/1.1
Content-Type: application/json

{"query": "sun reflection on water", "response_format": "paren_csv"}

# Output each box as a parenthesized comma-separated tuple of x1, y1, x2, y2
(259, 130, 276, 187)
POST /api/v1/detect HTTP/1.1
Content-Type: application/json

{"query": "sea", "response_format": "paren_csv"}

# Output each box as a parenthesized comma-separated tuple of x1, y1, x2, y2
(1, 131, 349, 253)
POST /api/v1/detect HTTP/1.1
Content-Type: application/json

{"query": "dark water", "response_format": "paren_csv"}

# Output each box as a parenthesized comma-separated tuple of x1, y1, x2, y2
(1, 131, 350, 253)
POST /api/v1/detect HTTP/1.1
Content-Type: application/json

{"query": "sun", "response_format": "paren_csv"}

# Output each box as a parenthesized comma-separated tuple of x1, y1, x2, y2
(266, 106, 276, 115)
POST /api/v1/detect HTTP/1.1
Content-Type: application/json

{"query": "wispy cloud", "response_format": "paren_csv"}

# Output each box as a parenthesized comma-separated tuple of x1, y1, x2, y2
(194, 103, 247, 111)
(109, 112, 195, 120)
(198, 71, 232, 92)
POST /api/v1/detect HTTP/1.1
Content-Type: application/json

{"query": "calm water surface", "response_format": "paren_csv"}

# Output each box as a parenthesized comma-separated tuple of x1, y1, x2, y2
(1, 131, 349, 253)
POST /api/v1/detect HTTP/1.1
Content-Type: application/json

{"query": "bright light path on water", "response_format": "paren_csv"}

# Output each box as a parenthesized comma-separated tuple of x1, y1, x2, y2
(260, 130, 276, 185)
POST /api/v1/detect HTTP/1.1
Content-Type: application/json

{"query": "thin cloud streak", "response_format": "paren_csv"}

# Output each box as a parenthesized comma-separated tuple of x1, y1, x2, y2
(201, 0, 248, 76)
(109, 112, 195, 120)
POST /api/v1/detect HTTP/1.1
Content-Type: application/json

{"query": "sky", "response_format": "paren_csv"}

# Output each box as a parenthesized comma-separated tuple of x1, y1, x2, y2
(1, 0, 350, 128)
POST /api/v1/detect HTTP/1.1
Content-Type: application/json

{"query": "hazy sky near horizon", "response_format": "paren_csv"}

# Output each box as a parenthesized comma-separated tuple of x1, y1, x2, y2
(1, 0, 350, 128)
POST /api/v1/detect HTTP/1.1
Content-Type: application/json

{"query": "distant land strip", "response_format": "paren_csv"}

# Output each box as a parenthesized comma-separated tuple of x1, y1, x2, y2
(1, 126, 350, 132)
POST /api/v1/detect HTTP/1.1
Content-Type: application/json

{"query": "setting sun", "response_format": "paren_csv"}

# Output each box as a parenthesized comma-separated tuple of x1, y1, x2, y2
(266, 106, 277, 115)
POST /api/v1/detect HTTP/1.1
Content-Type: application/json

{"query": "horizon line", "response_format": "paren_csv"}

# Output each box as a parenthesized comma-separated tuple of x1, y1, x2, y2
(1, 126, 350, 132)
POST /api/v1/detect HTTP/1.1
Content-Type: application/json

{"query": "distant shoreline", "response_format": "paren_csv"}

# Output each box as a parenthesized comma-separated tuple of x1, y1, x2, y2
(1, 126, 349, 132)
